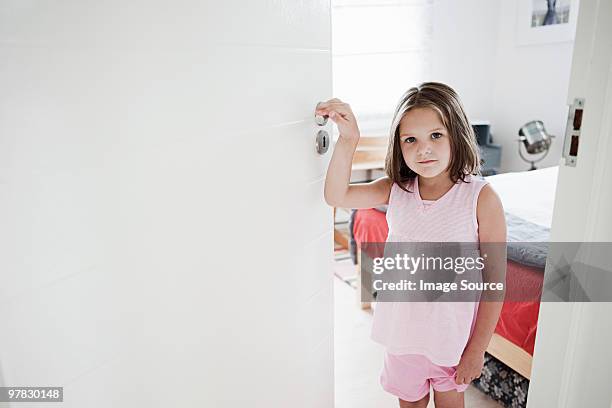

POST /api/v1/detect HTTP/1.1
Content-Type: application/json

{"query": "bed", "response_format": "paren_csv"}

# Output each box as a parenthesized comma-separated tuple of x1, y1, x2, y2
(349, 166, 558, 383)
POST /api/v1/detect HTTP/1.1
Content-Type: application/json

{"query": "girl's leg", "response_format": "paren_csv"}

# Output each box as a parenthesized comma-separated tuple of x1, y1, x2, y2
(432, 389, 464, 408)
(399, 393, 430, 408)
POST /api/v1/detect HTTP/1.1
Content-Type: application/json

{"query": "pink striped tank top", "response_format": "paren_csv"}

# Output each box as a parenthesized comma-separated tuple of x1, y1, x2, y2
(370, 174, 489, 367)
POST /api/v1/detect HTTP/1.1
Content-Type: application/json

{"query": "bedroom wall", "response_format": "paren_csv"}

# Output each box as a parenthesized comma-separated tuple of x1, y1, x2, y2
(430, 0, 500, 123)
(430, 0, 576, 173)
(488, 1, 575, 173)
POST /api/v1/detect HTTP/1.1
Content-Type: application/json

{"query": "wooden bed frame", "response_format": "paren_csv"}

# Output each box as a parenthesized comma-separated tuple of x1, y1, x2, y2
(355, 247, 533, 380)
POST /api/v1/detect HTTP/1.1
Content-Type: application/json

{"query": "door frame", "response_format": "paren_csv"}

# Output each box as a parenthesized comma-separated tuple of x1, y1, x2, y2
(527, 0, 612, 406)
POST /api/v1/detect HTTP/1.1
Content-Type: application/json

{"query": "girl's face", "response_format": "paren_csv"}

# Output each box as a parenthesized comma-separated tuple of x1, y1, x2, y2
(398, 107, 452, 179)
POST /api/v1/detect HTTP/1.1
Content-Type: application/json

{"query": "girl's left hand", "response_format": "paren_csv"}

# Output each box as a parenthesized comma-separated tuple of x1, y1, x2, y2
(454, 348, 485, 385)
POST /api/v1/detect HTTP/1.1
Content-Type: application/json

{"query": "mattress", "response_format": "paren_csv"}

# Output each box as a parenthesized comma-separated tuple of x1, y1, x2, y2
(486, 166, 557, 228)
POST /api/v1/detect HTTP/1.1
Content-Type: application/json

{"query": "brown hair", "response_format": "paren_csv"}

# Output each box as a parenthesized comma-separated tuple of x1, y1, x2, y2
(384, 82, 481, 192)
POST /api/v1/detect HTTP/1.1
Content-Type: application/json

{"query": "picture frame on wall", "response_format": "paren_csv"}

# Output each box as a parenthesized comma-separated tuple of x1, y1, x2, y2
(516, 0, 580, 46)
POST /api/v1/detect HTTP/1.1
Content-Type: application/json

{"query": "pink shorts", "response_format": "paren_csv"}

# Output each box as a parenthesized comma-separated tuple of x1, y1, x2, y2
(380, 352, 469, 402)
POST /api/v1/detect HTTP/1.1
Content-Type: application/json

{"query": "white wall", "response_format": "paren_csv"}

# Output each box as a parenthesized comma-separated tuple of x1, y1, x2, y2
(430, 0, 501, 122)
(431, 0, 576, 173)
(489, 1, 575, 172)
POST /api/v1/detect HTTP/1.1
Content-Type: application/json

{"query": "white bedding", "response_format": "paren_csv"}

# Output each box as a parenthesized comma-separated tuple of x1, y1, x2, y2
(485, 166, 558, 228)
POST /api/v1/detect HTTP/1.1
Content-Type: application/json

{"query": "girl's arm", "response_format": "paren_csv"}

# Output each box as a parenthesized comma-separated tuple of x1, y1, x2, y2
(466, 184, 507, 353)
(455, 184, 507, 385)
(317, 99, 392, 209)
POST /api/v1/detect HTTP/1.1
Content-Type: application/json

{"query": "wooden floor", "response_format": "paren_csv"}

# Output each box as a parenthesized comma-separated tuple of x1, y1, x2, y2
(333, 269, 503, 408)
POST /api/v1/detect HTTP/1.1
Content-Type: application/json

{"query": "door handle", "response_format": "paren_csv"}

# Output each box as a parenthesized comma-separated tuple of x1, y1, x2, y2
(315, 101, 328, 126)
(315, 113, 328, 126)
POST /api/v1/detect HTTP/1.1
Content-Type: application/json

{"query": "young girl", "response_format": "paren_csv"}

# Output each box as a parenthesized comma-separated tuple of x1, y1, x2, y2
(319, 82, 506, 408)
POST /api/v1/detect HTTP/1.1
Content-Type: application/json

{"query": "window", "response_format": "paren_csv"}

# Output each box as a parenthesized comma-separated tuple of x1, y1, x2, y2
(332, 0, 433, 136)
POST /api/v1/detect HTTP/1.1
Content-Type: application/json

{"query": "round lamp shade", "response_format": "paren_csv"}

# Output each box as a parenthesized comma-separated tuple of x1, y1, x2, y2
(518, 120, 553, 154)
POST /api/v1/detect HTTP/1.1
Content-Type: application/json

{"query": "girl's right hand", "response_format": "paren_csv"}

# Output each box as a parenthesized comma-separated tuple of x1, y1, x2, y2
(315, 98, 360, 143)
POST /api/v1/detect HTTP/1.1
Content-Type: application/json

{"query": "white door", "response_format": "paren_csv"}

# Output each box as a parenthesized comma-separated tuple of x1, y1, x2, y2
(0, 1, 333, 407)
(527, 0, 612, 406)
